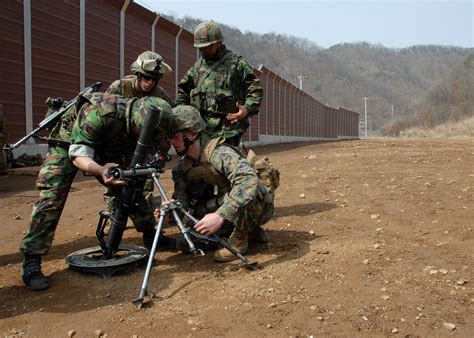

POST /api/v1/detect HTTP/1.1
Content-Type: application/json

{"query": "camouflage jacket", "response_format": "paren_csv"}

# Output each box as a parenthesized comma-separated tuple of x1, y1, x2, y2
(172, 138, 266, 225)
(175, 45, 263, 139)
(107, 74, 173, 106)
(69, 93, 167, 166)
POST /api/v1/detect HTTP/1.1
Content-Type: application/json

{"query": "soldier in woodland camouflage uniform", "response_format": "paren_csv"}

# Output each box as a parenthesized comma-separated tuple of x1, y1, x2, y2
(107, 51, 173, 106)
(19, 96, 89, 291)
(175, 21, 263, 147)
(69, 94, 174, 251)
(168, 106, 274, 262)
(19, 94, 171, 291)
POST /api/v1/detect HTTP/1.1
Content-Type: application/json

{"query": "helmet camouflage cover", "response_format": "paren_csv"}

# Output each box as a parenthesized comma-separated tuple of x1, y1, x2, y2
(130, 51, 172, 79)
(130, 97, 174, 138)
(172, 105, 205, 133)
(194, 21, 223, 48)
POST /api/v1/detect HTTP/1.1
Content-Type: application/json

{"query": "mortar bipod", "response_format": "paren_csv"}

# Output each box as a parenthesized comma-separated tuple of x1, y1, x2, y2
(132, 171, 204, 309)
(132, 170, 258, 308)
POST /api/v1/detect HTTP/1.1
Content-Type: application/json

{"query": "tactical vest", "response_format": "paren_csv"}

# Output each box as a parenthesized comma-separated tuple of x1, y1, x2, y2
(119, 75, 170, 104)
(181, 137, 230, 211)
(190, 51, 245, 114)
(119, 75, 137, 98)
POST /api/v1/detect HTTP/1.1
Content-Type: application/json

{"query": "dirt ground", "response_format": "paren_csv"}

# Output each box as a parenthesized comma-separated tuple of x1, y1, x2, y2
(0, 138, 472, 337)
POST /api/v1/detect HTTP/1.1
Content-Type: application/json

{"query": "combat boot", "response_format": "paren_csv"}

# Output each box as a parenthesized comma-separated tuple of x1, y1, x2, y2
(213, 228, 248, 262)
(21, 254, 49, 291)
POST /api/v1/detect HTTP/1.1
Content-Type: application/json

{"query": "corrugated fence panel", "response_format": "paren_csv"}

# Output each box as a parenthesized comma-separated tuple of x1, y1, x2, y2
(297, 90, 303, 137)
(298, 91, 304, 137)
(178, 30, 197, 104)
(260, 68, 270, 135)
(328, 107, 338, 138)
(290, 86, 296, 136)
(124, 3, 154, 77)
(283, 82, 288, 136)
(266, 72, 276, 135)
(269, 72, 274, 136)
(0, 0, 25, 141)
(85, 0, 120, 88)
(178, 31, 195, 83)
(31, 0, 80, 128)
(317, 100, 326, 137)
(155, 18, 178, 100)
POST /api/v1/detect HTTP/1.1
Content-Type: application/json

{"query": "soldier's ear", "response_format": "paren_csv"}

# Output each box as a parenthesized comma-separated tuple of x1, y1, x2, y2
(187, 130, 199, 140)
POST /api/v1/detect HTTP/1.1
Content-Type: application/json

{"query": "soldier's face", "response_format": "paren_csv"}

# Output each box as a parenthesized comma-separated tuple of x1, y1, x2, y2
(170, 132, 186, 155)
(199, 42, 220, 59)
(170, 131, 199, 157)
(138, 75, 157, 93)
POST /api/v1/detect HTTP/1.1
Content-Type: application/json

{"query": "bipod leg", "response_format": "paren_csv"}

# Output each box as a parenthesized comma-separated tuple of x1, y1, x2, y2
(132, 208, 166, 309)
(171, 208, 204, 256)
(215, 237, 258, 271)
(151, 172, 204, 256)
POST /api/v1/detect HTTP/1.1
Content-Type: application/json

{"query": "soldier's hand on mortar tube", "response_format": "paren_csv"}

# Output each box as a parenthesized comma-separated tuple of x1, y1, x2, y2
(101, 162, 122, 186)
(226, 103, 248, 124)
(194, 213, 224, 235)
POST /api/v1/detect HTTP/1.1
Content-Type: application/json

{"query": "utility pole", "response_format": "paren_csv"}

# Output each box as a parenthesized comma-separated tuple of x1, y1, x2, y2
(296, 74, 309, 90)
(362, 97, 369, 137)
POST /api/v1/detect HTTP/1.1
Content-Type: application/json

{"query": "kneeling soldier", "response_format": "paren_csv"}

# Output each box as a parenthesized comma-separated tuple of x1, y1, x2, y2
(169, 105, 274, 262)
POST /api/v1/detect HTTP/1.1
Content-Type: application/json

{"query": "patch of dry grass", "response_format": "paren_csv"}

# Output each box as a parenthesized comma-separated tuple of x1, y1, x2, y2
(400, 116, 474, 138)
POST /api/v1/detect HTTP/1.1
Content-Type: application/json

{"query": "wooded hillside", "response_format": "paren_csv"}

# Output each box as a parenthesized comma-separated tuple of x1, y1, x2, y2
(169, 16, 473, 135)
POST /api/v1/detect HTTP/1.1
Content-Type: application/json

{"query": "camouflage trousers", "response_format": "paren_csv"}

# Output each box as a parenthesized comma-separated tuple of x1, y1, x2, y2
(232, 185, 275, 233)
(20, 146, 78, 255)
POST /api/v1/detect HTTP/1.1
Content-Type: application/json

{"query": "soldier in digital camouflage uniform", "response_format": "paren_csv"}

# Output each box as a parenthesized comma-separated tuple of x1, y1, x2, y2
(175, 21, 263, 147)
(107, 51, 173, 106)
(19, 96, 90, 291)
(168, 105, 274, 262)
(69, 94, 174, 253)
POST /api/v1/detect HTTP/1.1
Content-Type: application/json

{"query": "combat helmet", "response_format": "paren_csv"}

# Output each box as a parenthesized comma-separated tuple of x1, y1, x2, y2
(130, 51, 172, 79)
(128, 97, 174, 138)
(194, 21, 223, 48)
(171, 105, 205, 133)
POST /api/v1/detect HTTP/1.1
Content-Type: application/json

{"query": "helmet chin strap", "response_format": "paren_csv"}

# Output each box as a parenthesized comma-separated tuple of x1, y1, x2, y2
(177, 133, 199, 156)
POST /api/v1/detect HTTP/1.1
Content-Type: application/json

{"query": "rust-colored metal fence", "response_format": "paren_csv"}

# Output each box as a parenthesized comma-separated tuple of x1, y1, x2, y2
(0, 0, 358, 154)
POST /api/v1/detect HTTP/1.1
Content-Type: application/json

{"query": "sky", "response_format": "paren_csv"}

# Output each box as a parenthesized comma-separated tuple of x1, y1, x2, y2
(137, 0, 473, 49)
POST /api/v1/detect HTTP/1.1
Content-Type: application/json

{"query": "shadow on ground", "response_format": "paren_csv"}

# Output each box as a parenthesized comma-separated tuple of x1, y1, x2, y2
(274, 202, 337, 218)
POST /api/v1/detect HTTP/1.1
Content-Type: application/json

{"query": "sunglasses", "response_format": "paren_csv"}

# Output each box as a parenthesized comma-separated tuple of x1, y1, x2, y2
(141, 74, 158, 81)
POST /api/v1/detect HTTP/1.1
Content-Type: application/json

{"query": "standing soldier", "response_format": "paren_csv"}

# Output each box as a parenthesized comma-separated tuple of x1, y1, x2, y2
(175, 21, 263, 147)
(168, 106, 274, 262)
(19, 94, 94, 291)
(107, 51, 173, 106)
